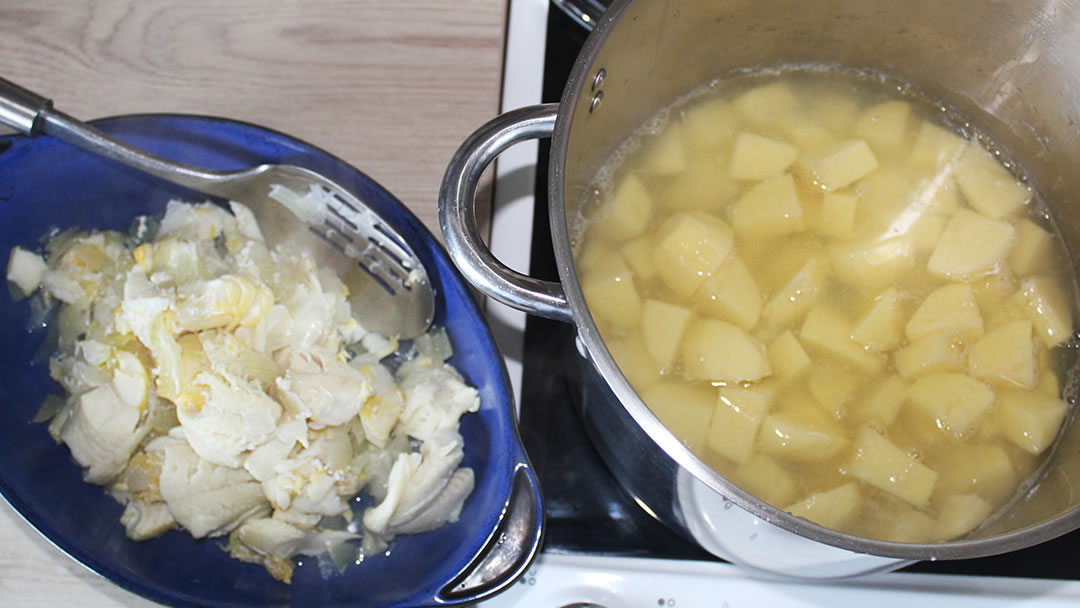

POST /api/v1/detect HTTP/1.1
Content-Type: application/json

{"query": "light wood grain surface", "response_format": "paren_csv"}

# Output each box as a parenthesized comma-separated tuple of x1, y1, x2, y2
(0, 1, 508, 605)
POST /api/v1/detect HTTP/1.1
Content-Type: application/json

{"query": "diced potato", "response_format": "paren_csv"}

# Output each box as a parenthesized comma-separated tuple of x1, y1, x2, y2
(910, 121, 968, 172)
(757, 400, 849, 462)
(641, 299, 693, 370)
(933, 443, 1017, 504)
(751, 233, 825, 292)
(935, 493, 993, 540)
(592, 173, 653, 242)
(971, 268, 1020, 327)
(693, 254, 762, 329)
(681, 319, 771, 382)
(785, 482, 862, 530)
(638, 123, 688, 174)
(620, 235, 657, 281)
(575, 238, 613, 276)
(708, 383, 775, 463)
(878, 506, 939, 543)
(800, 305, 885, 373)
(1008, 218, 1055, 277)
(780, 114, 836, 150)
(733, 454, 798, 506)
(1013, 276, 1074, 347)
(800, 139, 879, 191)
(809, 91, 859, 137)
(1037, 368, 1060, 397)
(808, 360, 858, 417)
(828, 234, 913, 292)
(954, 143, 1030, 219)
(967, 320, 1036, 387)
(680, 97, 740, 158)
(811, 192, 857, 239)
(661, 159, 742, 211)
(761, 256, 828, 327)
(733, 81, 802, 131)
(894, 332, 967, 378)
(729, 132, 799, 180)
(606, 332, 661, 392)
(908, 372, 995, 438)
(853, 375, 908, 426)
(928, 209, 1016, 279)
(654, 211, 735, 297)
(909, 214, 947, 254)
(847, 426, 938, 507)
(640, 382, 716, 453)
(766, 330, 811, 381)
(905, 283, 983, 341)
(996, 388, 1068, 455)
(850, 287, 905, 352)
(580, 253, 643, 328)
(853, 100, 912, 156)
(853, 167, 916, 230)
(730, 173, 805, 239)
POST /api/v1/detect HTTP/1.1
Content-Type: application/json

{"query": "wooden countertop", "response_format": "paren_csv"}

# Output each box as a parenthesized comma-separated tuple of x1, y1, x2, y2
(0, 1, 508, 605)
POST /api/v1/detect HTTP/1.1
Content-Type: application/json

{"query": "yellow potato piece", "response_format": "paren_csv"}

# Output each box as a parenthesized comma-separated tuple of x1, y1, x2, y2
(811, 192, 857, 239)
(708, 383, 775, 464)
(1008, 218, 1055, 277)
(733, 81, 802, 131)
(848, 426, 938, 507)
(907, 372, 995, 438)
(730, 173, 805, 239)
(620, 235, 657, 281)
(936, 493, 993, 540)
(853, 100, 912, 156)
(850, 287, 905, 352)
(779, 114, 836, 150)
(933, 443, 1017, 505)
(799, 305, 885, 373)
(580, 253, 643, 329)
(733, 454, 798, 507)
(641, 299, 693, 370)
(640, 382, 716, 453)
(638, 123, 688, 174)
(928, 209, 1016, 280)
(654, 211, 735, 297)
(894, 332, 967, 378)
(852, 374, 908, 427)
(592, 173, 653, 242)
(1013, 276, 1074, 347)
(729, 131, 799, 180)
(766, 330, 811, 381)
(693, 254, 762, 329)
(996, 388, 1068, 455)
(808, 360, 858, 418)
(786, 482, 862, 530)
(967, 320, 1036, 388)
(910, 121, 968, 172)
(606, 332, 661, 392)
(905, 283, 983, 341)
(680, 97, 740, 158)
(757, 400, 849, 463)
(761, 256, 828, 328)
(681, 319, 771, 382)
(800, 139, 879, 191)
(828, 234, 913, 292)
(662, 159, 741, 211)
(954, 143, 1030, 220)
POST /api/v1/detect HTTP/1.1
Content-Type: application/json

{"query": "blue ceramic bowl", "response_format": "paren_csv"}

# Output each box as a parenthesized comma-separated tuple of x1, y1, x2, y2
(0, 115, 542, 607)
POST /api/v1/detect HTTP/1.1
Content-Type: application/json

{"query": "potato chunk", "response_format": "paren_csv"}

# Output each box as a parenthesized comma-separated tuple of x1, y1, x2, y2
(800, 305, 885, 373)
(580, 253, 643, 328)
(730, 173, 805, 239)
(640, 382, 716, 453)
(620, 235, 657, 281)
(936, 493, 993, 540)
(967, 320, 1036, 387)
(708, 384, 774, 463)
(680, 97, 740, 158)
(808, 361, 858, 418)
(905, 283, 983, 341)
(933, 443, 1016, 504)
(954, 143, 1030, 219)
(729, 132, 799, 180)
(907, 372, 995, 438)
(654, 211, 735, 297)
(681, 319, 771, 382)
(641, 299, 693, 370)
(786, 482, 862, 530)
(928, 209, 1016, 280)
(894, 333, 967, 378)
(592, 173, 653, 242)
(995, 388, 1068, 455)
(733, 81, 802, 131)
(828, 234, 913, 292)
(606, 332, 661, 392)
(766, 330, 811, 381)
(811, 192, 857, 239)
(733, 454, 797, 506)
(910, 121, 967, 172)
(693, 254, 762, 329)
(757, 400, 849, 462)
(761, 256, 827, 327)
(1013, 276, 1074, 347)
(850, 287, 905, 352)
(852, 375, 908, 426)
(638, 124, 687, 174)
(800, 140, 879, 191)
(847, 427, 937, 507)
(853, 100, 912, 155)
(662, 159, 741, 211)
(1008, 218, 1054, 277)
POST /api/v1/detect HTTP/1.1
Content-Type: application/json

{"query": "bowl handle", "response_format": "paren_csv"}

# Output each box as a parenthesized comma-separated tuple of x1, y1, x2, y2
(437, 458, 544, 604)
(439, 104, 574, 323)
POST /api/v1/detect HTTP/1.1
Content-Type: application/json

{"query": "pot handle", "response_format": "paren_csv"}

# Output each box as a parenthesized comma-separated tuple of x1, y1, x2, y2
(439, 103, 574, 323)
(437, 458, 544, 604)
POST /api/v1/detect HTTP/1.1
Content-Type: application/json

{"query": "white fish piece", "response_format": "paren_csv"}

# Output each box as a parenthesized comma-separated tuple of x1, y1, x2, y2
(396, 363, 480, 442)
(278, 347, 373, 428)
(177, 369, 282, 468)
(120, 500, 176, 540)
(149, 436, 268, 538)
(60, 384, 147, 484)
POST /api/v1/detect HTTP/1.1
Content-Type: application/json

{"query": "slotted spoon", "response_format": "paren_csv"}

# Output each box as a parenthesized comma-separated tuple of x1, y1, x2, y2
(0, 76, 433, 339)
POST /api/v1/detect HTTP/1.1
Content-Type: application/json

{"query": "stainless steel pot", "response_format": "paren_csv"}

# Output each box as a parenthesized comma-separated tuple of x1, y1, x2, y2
(440, 0, 1080, 572)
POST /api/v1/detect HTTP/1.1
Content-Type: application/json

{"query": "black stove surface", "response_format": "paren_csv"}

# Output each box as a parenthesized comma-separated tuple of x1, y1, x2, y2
(516, 2, 1080, 580)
